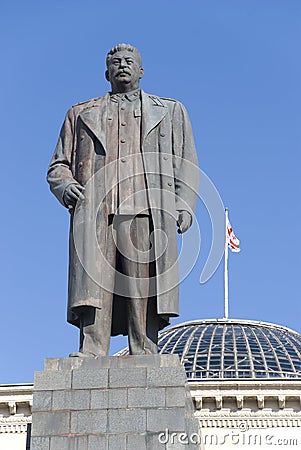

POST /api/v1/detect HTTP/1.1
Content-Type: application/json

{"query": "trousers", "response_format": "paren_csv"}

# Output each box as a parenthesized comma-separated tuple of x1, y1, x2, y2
(78, 214, 159, 356)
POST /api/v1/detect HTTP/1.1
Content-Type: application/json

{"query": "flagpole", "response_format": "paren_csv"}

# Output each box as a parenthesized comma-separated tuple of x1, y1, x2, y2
(224, 208, 229, 319)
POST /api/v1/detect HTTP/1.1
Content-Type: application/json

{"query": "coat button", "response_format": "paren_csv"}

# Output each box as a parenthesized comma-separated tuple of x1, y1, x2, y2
(108, 117, 112, 121)
(121, 122, 126, 126)
(120, 139, 126, 143)
(160, 133, 165, 137)
(121, 157, 126, 163)
(121, 106, 125, 110)
(163, 155, 168, 160)
(78, 162, 83, 168)
(167, 181, 172, 186)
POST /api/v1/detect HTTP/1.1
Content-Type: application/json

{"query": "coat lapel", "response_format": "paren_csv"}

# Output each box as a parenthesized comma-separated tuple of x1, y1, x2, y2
(141, 90, 168, 142)
(79, 94, 109, 150)
(78, 91, 168, 149)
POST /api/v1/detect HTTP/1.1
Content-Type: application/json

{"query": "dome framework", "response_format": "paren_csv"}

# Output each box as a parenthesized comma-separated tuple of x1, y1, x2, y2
(158, 319, 301, 380)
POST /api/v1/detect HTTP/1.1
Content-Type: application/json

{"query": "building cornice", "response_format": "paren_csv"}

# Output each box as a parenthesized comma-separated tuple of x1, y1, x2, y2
(188, 379, 301, 428)
(0, 384, 33, 434)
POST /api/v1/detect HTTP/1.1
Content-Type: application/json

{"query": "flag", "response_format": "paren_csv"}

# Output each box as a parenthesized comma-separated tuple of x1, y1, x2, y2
(227, 219, 240, 253)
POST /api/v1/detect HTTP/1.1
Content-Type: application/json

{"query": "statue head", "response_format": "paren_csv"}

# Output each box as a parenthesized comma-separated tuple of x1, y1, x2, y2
(105, 43, 144, 93)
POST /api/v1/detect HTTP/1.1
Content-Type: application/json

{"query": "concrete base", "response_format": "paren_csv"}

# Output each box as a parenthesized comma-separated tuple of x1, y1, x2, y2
(30, 354, 200, 449)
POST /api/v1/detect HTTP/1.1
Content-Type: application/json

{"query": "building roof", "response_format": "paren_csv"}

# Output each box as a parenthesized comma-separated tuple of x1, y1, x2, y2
(157, 319, 301, 380)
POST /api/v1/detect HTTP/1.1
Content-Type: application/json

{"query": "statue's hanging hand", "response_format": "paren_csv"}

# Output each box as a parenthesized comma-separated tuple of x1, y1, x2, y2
(177, 210, 192, 234)
(63, 183, 85, 210)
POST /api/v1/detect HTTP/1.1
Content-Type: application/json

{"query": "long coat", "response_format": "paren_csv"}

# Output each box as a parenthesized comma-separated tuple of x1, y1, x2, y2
(47, 90, 199, 334)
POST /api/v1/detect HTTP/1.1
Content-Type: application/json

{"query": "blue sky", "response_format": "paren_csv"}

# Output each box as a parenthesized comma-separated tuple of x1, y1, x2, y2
(1, 1, 300, 383)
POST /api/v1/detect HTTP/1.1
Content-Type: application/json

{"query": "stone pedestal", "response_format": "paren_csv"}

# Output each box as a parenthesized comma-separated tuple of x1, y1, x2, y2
(30, 355, 200, 449)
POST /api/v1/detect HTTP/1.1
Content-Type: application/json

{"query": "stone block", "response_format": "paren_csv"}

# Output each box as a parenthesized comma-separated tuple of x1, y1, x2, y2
(146, 433, 166, 449)
(44, 357, 97, 372)
(34, 370, 72, 391)
(109, 367, 147, 388)
(44, 359, 60, 371)
(147, 367, 186, 387)
(91, 388, 126, 409)
(31, 411, 70, 436)
(108, 388, 127, 408)
(50, 436, 88, 450)
(52, 389, 90, 410)
(59, 358, 87, 371)
(159, 354, 180, 367)
(32, 391, 53, 412)
(184, 386, 196, 415)
(128, 387, 165, 408)
(185, 416, 201, 444)
(108, 408, 146, 433)
(90, 389, 109, 409)
(116, 354, 162, 368)
(127, 433, 147, 450)
(70, 409, 107, 434)
(147, 408, 186, 432)
(108, 434, 127, 449)
(56, 356, 119, 371)
(30, 436, 50, 450)
(154, 429, 197, 449)
(114, 354, 181, 369)
(88, 435, 108, 450)
(166, 438, 191, 450)
(80, 356, 119, 369)
(72, 368, 108, 389)
(123, 355, 157, 368)
(166, 387, 186, 407)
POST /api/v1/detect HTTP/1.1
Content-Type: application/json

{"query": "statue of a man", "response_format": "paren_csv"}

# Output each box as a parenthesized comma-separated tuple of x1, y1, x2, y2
(47, 44, 199, 356)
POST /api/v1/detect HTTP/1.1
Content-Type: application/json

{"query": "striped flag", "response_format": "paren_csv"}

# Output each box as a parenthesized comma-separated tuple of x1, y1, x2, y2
(227, 219, 240, 253)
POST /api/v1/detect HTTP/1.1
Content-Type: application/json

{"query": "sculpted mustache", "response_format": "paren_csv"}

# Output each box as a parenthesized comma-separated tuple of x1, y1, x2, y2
(117, 70, 131, 76)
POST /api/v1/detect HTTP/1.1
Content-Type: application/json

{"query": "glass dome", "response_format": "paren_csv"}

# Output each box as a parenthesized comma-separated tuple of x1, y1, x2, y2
(158, 319, 301, 380)
(117, 318, 301, 380)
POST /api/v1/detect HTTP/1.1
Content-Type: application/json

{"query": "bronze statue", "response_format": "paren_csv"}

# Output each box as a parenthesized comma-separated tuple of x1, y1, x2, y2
(47, 44, 199, 356)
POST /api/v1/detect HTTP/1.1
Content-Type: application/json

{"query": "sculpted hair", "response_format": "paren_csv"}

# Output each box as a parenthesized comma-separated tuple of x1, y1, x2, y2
(106, 43, 142, 67)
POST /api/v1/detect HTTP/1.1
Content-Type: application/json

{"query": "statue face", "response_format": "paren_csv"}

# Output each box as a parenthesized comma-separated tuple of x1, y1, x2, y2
(106, 50, 144, 91)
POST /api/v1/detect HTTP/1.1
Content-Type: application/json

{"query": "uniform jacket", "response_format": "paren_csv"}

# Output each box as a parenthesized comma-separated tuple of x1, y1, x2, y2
(47, 90, 199, 334)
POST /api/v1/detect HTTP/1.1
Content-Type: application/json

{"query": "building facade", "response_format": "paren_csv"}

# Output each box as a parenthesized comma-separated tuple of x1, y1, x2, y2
(0, 384, 32, 450)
